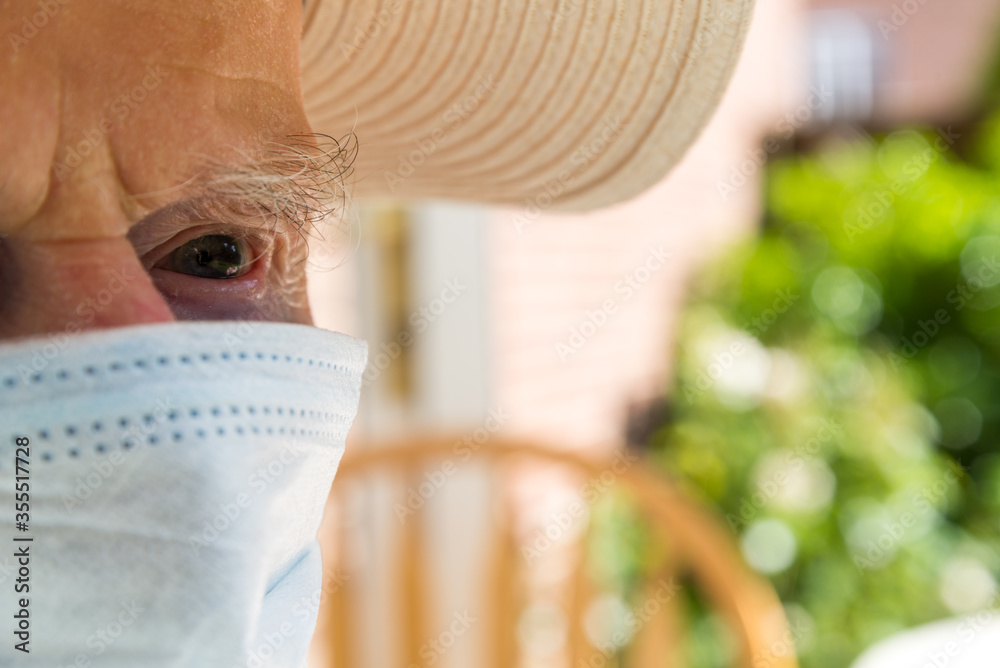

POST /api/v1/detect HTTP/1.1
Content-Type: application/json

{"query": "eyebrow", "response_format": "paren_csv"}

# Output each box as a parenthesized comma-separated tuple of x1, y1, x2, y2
(128, 133, 358, 249)
(200, 133, 357, 234)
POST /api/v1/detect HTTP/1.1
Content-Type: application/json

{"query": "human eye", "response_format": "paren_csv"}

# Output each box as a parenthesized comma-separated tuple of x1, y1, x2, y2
(139, 222, 282, 320)
(131, 201, 310, 322)
(154, 233, 253, 279)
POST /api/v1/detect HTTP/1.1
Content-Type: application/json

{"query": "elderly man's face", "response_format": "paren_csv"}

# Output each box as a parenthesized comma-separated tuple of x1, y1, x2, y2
(0, 0, 327, 340)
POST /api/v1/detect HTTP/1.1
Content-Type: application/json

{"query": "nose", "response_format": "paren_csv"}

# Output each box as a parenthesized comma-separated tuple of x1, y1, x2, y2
(0, 237, 174, 340)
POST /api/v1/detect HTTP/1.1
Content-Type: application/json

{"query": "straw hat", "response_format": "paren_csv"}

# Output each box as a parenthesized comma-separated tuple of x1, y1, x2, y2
(300, 0, 755, 211)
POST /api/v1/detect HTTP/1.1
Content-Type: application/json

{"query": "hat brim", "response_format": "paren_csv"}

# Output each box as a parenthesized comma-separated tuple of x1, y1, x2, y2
(300, 0, 754, 211)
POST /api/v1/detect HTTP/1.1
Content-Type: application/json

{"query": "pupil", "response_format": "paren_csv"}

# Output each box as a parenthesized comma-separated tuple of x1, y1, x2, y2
(167, 235, 246, 279)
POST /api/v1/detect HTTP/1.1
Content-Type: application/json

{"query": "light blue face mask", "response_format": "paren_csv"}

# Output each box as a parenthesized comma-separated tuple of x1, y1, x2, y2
(0, 322, 366, 668)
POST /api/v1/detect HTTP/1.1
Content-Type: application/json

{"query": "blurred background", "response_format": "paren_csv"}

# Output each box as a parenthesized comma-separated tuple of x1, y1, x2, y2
(304, 1, 1000, 666)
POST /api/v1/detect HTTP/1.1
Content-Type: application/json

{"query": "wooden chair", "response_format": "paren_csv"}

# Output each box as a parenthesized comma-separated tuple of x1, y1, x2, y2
(312, 436, 799, 668)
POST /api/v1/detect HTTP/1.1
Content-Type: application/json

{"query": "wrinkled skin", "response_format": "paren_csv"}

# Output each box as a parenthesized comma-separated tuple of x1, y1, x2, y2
(0, 0, 315, 340)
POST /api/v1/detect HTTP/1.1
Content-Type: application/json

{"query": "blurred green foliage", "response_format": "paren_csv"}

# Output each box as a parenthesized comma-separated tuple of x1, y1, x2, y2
(649, 114, 1000, 667)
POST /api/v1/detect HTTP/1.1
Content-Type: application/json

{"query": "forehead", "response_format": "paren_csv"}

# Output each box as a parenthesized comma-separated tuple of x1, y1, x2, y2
(0, 0, 309, 239)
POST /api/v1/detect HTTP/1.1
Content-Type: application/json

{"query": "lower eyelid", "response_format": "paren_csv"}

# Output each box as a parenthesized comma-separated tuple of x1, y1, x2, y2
(150, 250, 271, 294)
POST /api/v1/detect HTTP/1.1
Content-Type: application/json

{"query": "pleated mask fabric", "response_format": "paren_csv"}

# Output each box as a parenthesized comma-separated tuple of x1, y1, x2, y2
(0, 322, 367, 668)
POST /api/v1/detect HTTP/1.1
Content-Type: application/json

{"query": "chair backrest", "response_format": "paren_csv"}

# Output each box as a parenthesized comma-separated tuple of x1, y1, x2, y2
(312, 436, 799, 668)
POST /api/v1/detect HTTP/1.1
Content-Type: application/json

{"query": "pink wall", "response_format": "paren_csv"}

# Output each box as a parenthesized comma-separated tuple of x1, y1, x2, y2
(812, 0, 1000, 123)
